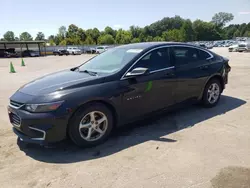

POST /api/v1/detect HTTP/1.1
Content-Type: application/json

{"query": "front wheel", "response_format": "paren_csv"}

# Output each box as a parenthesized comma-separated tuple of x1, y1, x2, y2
(201, 79, 221, 108)
(68, 103, 114, 147)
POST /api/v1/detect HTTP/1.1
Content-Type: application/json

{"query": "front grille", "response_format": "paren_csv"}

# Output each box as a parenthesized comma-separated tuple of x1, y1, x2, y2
(10, 100, 24, 108)
(10, 113, 21, 127)
(238, 44, 246, 47)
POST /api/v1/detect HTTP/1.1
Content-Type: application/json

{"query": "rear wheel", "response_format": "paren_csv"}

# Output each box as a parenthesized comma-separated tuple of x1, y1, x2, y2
(68, 103, 114, 147)
(202, 79, 221, 108)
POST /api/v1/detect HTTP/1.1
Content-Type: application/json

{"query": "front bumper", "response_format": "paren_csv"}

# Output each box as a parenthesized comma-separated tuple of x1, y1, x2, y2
(8, 105, 69, 145)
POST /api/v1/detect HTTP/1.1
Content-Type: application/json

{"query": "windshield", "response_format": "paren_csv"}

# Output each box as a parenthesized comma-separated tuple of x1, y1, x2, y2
(78, 47, 143, 73)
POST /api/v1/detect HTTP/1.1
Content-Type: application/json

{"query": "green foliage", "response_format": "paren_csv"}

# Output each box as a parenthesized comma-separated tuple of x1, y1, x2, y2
(77, 28, 87, 42)
(11, 12, 248, 46)
(104, 26, 116, 38)
(192, 20, 221, 41)
(85, 36, 95, 45)
(58, 26, 67, 38)
(211, 12, 234, 27)
(115, 29, 132, 44)
(233, 29, 241, 37)
(162, 29, 182, 41)
(98, 34, 115, 44)
(59, 40, 67, 46)
(4, 31, 15, 41)
(131, 38, 141, 43)
(49, 39, 56, 46)
(19, 32, 33, 41)
(35, 32, 45, 40)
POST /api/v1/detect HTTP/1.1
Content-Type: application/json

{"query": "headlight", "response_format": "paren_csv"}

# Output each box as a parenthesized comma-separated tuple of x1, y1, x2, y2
(25, 101, 64, 113)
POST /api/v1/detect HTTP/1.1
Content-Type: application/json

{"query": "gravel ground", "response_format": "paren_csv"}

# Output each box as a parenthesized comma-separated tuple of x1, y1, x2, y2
(0, 48, 250, 188)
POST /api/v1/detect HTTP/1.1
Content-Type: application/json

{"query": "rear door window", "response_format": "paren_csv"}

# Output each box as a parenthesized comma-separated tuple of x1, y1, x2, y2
(172, 46, 199, 66)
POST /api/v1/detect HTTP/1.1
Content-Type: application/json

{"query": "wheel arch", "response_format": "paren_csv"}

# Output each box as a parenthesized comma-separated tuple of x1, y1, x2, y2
(198, 74, 224, 100)
(66, 99, 118, 135)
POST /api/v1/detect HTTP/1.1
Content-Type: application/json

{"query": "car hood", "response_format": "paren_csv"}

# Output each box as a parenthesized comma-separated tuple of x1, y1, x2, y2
(18, 69, 103, 96)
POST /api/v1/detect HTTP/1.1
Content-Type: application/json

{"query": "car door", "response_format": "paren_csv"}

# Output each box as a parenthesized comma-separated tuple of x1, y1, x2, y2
(120, 47, 176, 122)
(171, 46, 213, 103)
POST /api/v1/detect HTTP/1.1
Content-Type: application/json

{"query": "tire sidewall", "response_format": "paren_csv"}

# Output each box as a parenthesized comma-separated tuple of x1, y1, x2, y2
(202, 79, 221, 107)
(69, 103, 114, 147)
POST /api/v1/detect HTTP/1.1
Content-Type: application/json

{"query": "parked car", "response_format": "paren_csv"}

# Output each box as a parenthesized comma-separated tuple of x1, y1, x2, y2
(4, 51, 19, 58)
(85, 47, 96, 54)
(96, 46, 109, 54)
(237, 43, 247, 52)
(53, 49, 69, 56)
(199, 43, 207, 49)
(0, 49, 19, 58)
(228, 43, 239, 52)
(66, 47, 82, 55)
(8, 42, 231, 147)
(22, 50, 40, 57)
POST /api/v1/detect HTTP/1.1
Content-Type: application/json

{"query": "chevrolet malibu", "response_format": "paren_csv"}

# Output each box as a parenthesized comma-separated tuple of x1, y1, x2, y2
(8, 42, 231, 147)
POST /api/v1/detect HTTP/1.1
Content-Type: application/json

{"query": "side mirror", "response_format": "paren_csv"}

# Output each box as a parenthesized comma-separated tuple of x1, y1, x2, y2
(125, 67, 148, 77)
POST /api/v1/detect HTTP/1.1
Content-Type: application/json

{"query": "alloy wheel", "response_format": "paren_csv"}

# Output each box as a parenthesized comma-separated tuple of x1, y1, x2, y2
(79, 111, 108, 141)
(207, 83, 220, 104)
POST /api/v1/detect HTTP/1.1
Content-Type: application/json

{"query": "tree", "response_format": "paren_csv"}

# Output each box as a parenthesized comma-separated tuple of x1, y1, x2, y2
(192, 20, 221, 41)
(59, 40, 67, 46)
(85, 36, 95, 45)
(224, 26, 238, 39)
(15, 37, 19, 41)
(233, 29, 241, 38)
(104, 26, 116, 38)
(130, 26, 142, 38)
(162, 29, 182, 41)
(85, 28, 100, 44)
(180, 19, 195, 41)
(49, 40, 56, 46)
(131, 38, 141, 43)
(35, 32, 45, 40)
(211, 12, 234, 27)
(3, 31, 15, 41)
(77, 28, 87, 42)
(91, 28, 100, 44)
(243, 31, 250, 37)
(19, 32, 33, 41)
(153, 36, 164, 41)
(115, 29, 132, 44)
(98, 34, 115, 44)
(58, 26, 67, 38)
(48, 35, 55, 41)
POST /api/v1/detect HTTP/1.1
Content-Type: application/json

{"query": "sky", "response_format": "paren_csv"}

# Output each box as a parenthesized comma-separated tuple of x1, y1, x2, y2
(1, 0, 250, 38)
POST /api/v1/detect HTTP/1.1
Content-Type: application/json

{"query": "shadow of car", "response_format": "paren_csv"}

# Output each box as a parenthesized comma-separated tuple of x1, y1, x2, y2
(17, 95, 246, 164)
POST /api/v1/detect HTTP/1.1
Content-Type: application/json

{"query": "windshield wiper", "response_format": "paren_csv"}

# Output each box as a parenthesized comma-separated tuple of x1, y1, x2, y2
(79, 69, 98, 76)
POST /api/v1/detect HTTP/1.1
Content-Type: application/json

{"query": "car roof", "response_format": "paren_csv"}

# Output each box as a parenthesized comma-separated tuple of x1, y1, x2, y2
(116, 42, 199, 50)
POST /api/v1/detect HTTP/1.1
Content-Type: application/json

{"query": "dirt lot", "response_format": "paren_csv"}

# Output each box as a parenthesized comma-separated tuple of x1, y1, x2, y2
(0, 49, 250, 188)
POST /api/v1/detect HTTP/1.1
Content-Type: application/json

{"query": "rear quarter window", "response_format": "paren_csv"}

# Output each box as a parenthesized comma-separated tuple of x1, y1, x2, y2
(198, 50, 211, 60)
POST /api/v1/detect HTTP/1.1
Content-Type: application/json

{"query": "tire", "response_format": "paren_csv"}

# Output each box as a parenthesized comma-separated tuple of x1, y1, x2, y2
(201, 78, 221, 108)
(68, 103, 114, 147)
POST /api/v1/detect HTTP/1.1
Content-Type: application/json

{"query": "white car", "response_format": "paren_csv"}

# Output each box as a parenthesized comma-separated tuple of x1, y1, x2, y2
(228, 42, 241, 52)
(237, 42, 248, 52)
(67, 47, 82, 55)
(96, 46, 109, 54)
